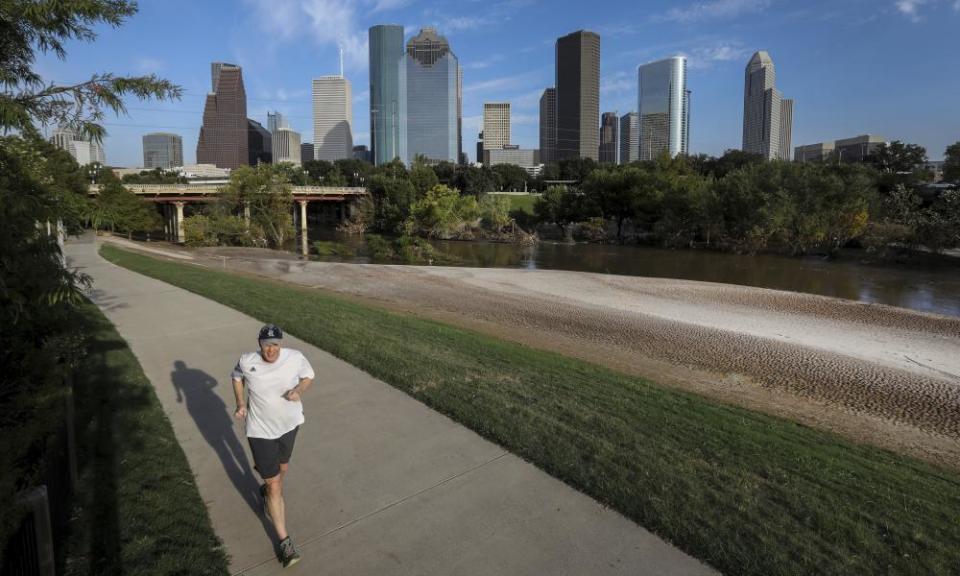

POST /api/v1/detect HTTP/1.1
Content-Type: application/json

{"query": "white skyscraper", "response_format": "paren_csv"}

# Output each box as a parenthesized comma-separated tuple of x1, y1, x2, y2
(51, 127, 106, 166)
(638, 56, 689, 160)
(742, 51, 793, 160)
(272, 127, 302, 166)
(483, 102, 510, 154)
(312, 76, 353, 161)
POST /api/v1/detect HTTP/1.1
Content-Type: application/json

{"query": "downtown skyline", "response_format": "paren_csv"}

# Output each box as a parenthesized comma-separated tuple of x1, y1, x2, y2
(34, 0, 960, 167)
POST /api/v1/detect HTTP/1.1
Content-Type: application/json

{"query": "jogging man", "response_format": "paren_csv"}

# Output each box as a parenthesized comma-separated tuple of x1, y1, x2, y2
(232, 324, 314, 568)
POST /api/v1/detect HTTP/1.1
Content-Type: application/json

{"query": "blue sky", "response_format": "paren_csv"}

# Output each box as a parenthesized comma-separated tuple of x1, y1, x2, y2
(35, 0, 960, 166)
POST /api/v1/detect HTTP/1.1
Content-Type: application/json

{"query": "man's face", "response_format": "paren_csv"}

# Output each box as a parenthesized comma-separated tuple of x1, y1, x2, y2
(259, 341, 281, 363)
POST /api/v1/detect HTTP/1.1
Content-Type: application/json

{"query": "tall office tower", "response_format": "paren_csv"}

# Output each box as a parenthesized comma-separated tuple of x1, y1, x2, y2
(539, 88, 557, 164)
(301, 143, 314, 164)
(369, 24, 407, 165)
(742, 51, 792, 160)
(619, 112, 638, 164)
(405, 27, 459, 163)
(476, 131, 483, 165)
(197, 62, 248, 168)
(267, 111, 288, 134)
(51, 127, 106, 165)
(483, 102, 511, 153)
(313, 76, 353, 161)
(457, 67, 464, 164)
(555, 30, 600, 161)
(638, 56, 689, 160)
(272, 127, 302, 166)
(143, 133, 183, 169)
(599, 112, 619, 164)
(248, 119, 272, 165)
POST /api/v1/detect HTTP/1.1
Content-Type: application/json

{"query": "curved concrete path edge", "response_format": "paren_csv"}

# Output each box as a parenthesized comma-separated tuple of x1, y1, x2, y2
(66, 235, 719, 576)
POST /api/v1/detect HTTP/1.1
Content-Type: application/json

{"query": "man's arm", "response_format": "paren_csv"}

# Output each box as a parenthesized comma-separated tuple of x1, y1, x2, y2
(284, 377, 312, 402)
(233, 378, 247, 418)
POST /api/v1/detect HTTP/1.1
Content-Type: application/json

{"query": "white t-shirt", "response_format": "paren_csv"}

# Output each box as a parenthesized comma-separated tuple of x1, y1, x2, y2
(231, 348, 315, 439)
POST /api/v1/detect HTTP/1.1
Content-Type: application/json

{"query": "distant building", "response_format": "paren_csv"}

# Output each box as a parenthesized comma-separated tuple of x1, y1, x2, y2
(599, 112, 619, 164)
(835, 135, 887, 163)
(369, 24, 407, 165)
(742, 51, 793, 160)
(924, 160, 945, 182)
(352, 145, 372, 163)
(483, 102, 511, 152)
(405, 27, 459, 163)
(619, 112, 638, 164)
(267, 111, 288, 134)
(176, 164, 231, 179)
(555, 30, 600, 161)
(457, 67, 464, 164)
(50, 127, 106, 165)
(247, 119, 272, 165)
(539, 87, 557, 164)
(794, 142, 835, 163)
(476, 131, 484, 166)
(197, 62, 248, 168)
(313, 76, 353, 161)
(486, 145, 541, 176)
(272, 127, 301, 166)
(301, 143, 314, 164)
(794, 135, 888, 163)
(638, 56, 689, 160)
(142, 133, 183, 169)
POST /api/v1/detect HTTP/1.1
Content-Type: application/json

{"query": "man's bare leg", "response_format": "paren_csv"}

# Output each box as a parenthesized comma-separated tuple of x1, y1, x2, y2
(264, 473, 287, 540)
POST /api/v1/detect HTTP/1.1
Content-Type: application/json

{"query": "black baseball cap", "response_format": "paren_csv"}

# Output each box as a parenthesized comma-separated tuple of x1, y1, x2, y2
(258, 324, 283, 345)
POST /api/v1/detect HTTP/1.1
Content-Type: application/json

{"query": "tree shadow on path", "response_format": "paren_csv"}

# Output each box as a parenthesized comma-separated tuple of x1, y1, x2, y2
(170, 360, 278, 543)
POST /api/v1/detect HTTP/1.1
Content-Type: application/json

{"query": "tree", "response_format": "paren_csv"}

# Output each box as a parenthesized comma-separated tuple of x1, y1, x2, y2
(409, 161, 439, 196)
(91, 171, 161, 238)
(944, 142, 960, 183)
(0, 0, 181, 555)
(368, 175, 418, 232)
(217, 165, 295, 248)
(491, 164, 529, 191)
(1, 1, 180, 141)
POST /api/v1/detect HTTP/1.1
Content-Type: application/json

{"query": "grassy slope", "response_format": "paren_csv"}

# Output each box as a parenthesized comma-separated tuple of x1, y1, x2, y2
(65, 301, 229, 576)
(493, 193, 539, 215)
(100, 244, 960, 576)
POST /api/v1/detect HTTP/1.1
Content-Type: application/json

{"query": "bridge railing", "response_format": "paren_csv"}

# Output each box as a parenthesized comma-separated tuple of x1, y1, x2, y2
(89, 184, 367, 196)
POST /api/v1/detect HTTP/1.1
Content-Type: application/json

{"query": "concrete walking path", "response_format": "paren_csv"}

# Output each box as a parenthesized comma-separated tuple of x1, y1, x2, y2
(66, 236, 718, 575)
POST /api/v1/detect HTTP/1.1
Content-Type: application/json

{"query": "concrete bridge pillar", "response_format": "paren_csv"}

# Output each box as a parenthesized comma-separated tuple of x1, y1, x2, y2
(297, 200, 308, 231)
(174, 201, 185, 244)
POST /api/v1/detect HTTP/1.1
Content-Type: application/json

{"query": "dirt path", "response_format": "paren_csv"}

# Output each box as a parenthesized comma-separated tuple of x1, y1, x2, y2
(116, 240, 960, 468)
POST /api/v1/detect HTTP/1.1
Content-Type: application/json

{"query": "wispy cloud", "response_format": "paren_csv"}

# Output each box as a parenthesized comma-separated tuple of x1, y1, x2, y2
(464, 72, 534, 93)
(895, 0, 928, 21)
(653, 0, 771, 23)
(680, 42, 753, 69)
(601, 71, 633, 95)
(136, 58, 164, 74)
(243, 0, 371, 71)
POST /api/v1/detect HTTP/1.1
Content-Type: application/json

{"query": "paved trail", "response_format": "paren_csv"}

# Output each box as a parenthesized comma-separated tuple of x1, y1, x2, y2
(69, 236, 716, 576)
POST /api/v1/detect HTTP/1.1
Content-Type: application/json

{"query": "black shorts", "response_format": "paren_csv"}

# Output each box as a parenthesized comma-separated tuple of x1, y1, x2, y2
(248, 426, 299, 480)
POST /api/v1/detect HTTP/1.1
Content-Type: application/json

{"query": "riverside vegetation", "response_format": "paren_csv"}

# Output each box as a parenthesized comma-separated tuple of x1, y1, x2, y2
(101, 243, 960, 576)
(1, 1, 227, 572)
(169, 144, 958, 262)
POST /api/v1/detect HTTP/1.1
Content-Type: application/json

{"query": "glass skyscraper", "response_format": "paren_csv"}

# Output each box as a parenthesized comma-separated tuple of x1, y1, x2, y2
(405, 27, 459, 164)
(142, 133, 183, 169)
(638, 57, 689, 160)
(369, 25, 407, 165)
(742, 51, 793, 160)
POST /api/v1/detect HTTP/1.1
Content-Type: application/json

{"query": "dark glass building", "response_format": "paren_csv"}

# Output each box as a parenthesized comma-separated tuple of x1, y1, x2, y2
(247, 119, 272, 165)
(599, 112, 619, 164)
(369, 25, 407, 166)
(539, 88, 557, 164)
(555, 31, 600, 161)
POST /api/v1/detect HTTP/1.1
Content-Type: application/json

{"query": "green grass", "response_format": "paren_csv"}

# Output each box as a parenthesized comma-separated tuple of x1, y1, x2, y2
(65, 301, 229, 576)
(492, 193, 539, 215)
(99, 243, 960, 576)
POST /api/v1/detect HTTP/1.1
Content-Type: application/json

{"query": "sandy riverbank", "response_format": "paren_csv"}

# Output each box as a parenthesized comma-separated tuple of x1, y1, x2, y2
(106, 239, 960, 468)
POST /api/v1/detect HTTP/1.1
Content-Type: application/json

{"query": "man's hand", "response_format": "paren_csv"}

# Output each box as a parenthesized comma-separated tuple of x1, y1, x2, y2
(283, 387, 301, 402)
(234, 406, 247, 420)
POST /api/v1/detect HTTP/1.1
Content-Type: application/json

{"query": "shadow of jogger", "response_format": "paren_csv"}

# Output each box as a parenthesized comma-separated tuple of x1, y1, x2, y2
(170, 360, 278, 542)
